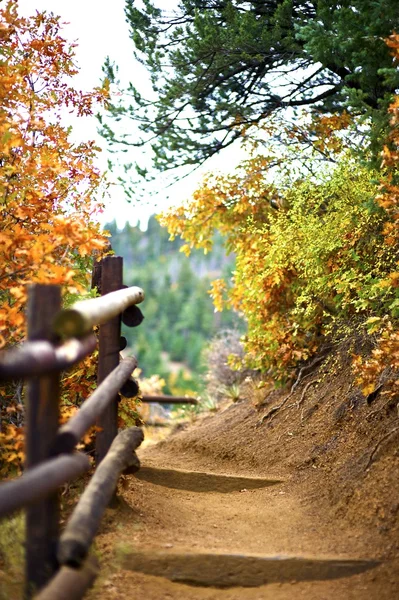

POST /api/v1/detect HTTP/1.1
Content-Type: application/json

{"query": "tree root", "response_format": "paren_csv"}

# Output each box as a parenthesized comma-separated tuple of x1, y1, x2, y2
(290, 351, 330, 392)
(256, 390, 295, 428)
(255, 345, 341, 428)
(295, 379, 320, 408)
(256, 349, 330, 428)
(365, 397, 396, 421)
(256, 373, 320, 428)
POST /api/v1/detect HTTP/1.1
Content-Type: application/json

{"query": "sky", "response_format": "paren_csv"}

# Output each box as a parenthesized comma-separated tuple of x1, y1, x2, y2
(17, 0, 243, 229)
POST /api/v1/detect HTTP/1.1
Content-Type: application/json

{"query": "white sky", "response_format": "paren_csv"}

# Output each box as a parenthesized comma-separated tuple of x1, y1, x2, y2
(17, 1, 243, 229)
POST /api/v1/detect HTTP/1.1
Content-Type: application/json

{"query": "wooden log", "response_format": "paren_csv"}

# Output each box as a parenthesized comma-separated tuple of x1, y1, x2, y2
(120, 376, 139, 398)
(34, 555, 99, 600)
(95, 256, 123, 465)
(142, 394, 198, 405)
(53, 285, 145, 337)
(0, 453, 90, 519)
(58, 427, 144, 567)
(122, 304, 144, 327)
(25, 284, 62, 595)
(52, 357, 137, 455)
(0, 336, 96, 381)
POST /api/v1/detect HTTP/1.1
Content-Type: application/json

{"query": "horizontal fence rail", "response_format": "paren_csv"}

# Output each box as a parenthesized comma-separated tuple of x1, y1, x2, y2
(34, 556, 99, 600)
(58, 428, 144, 568)
(52, 356, 138, 455)
(53, 285, 144, 337)
(142, 394, 198, 405)
(0, 453, 90, 518)
(0, 336, 97, 380)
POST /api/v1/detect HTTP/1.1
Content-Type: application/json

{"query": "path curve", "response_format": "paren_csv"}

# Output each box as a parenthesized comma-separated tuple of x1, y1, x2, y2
(88, 444, 396, 600)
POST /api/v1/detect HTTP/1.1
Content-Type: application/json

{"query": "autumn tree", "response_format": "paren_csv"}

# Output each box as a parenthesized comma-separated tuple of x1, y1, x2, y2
(159, 44, 399, 381)
(0, 1, 109, 473)
(101, 0, 399, 179)
(160, 160, 388, 377)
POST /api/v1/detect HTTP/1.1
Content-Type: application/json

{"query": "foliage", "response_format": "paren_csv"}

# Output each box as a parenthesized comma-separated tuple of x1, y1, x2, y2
(101, 0, 399, 183)
(203, 329, 257, 402)
(353, 33, 399, 399)
(118, 394, 142, 429)
(133, 372, 165, 424)
(160, 91, 399, 382)
(353, 319, 399, 397)
(0, 2, 110, 474)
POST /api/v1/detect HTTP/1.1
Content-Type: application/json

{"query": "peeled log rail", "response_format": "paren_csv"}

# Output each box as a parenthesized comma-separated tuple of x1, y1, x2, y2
(53, 286, 145, 337)
(0, 453, 90, 519)
(142, 394, 198, 405)
(0, 336, 97, 381)
(34, 555, 99, 600)
(53, 356, 137, 455)
(58, 427, 144, 567)
(120, 376, 139, 398)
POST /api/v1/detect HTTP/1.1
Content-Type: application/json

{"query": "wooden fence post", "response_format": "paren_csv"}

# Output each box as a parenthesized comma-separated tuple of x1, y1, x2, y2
(95, 256, 123, 464)
(25, 284, 62, 598)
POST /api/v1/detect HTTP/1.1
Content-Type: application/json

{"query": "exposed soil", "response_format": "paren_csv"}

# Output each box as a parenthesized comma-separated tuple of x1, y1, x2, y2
(88, 343, 399, 599)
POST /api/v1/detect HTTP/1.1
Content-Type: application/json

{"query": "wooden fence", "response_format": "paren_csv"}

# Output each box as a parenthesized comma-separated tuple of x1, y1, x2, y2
(0, 255, 196, 599)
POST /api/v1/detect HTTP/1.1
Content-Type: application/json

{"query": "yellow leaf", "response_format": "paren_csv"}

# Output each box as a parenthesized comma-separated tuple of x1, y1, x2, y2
(362, 383, 375, 397)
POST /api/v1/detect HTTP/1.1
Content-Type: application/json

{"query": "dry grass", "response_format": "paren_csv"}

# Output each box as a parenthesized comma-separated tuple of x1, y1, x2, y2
(0, 512, 24, 600)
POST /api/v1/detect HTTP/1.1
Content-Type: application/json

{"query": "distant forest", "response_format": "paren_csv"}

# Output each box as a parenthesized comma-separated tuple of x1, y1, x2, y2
(105, 217, 244, 394)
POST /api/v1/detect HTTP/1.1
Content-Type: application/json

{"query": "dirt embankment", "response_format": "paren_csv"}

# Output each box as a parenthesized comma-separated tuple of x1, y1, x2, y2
(88, 342, 399, 599)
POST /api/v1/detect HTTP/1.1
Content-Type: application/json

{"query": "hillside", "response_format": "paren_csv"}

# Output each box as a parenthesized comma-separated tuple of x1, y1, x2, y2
(87, 340, 399, 599)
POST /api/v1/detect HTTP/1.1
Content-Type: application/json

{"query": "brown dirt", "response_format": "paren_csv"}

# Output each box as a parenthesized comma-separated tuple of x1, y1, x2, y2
(88, 345, 399, 599)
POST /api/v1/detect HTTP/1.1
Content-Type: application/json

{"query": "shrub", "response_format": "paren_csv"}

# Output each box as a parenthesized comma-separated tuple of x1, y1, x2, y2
(204, 330, 258, 401)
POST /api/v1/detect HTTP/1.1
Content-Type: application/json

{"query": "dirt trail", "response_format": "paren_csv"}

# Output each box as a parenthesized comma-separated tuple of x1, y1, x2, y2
(88, 409, 398, 599)
(87, 347, 399, 599)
